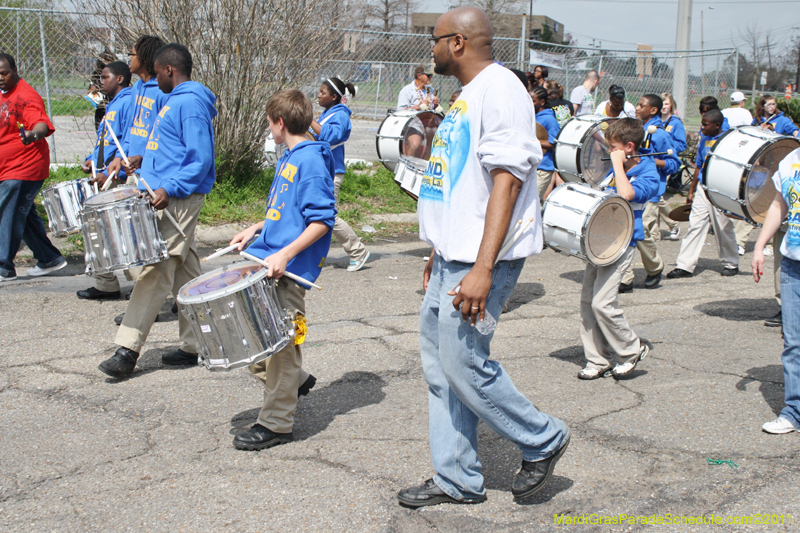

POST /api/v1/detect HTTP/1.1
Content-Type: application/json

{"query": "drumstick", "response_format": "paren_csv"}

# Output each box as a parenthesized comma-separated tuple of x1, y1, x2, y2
(497, 217, 534, 262)
(101, 170, 117, 191)
(105, 121, 186, 238)
(239, 251, 322, 290)
(501, 219, 522, 251)
(601, 149, 673, 161)
(202, 234, 261, 262)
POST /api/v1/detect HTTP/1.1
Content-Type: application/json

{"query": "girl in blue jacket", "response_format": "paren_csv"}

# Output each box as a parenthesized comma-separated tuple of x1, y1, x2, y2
(753, 96, 799, 137)
(310, 77, 370, 272)
(530, 86, 560, 204)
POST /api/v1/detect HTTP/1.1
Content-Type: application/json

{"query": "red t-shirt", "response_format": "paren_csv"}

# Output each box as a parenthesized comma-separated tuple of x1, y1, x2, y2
(0, 79, 55, 182)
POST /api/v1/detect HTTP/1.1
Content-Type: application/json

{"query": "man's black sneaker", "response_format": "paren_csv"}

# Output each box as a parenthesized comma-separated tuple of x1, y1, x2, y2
(397, 478, 487, 508)
(98, 347, 139, 378)
(77, 287, 121, 300)
(721, 267, 739, 277)
(233, 424, 293, 451)
(512, 433, 571, 501)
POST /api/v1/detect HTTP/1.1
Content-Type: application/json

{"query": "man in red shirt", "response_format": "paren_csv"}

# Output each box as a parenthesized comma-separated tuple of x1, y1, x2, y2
(0, 53, 66, 281)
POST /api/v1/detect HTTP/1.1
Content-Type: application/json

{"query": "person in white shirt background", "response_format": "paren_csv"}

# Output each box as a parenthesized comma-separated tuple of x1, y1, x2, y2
(594, 85, 637, 118)
(722, 91, 753, 128)
(396, 64, 440, 111)
(570, 70, 599, 116)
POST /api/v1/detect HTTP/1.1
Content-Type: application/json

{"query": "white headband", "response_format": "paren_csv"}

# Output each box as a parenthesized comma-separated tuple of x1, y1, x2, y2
(326, 79, 343, 97)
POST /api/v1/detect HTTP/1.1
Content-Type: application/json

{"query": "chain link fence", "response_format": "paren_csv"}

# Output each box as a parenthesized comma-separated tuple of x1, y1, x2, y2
(0, 7, 751, 164)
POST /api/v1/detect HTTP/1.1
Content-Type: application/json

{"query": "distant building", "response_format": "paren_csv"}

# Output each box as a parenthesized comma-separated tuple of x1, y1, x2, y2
(411, 12, 565, 42)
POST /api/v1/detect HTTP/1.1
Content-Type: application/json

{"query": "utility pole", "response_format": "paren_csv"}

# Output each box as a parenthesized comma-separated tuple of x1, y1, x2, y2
(673, 0, 692, 118)
(701, 10, 704, 97)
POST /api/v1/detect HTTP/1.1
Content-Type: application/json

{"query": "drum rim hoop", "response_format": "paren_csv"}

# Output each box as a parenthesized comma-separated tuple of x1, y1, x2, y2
(177, 261, 271, 304)
(376, 110, 444, 171)
(582, 194, 634, 265)
(554, 115, 616, 183)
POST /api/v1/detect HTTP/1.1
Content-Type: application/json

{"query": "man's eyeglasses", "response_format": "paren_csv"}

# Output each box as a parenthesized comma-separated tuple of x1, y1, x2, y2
(429, 33, 466, 43)
(128, 52, 137, 57)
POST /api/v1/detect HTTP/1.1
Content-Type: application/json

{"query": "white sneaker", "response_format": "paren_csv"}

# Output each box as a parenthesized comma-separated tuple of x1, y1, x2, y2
(347, 251, 370, 272)
(669, 227, 680, 240)
(612, 344, 649, 378)
(737, 245, 745, 256)
(26, 259, 67, 277)
(763, 247, 773, 256)
(761, 416, 799, 434)
(0, 273, 17, 282)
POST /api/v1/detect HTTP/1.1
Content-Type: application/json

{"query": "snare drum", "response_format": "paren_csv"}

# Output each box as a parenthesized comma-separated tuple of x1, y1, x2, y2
(80, 187, 168, 276)
(41, 179, 96, 236)
(703, 126, 800, 224)
(376, 109, 443, 172)
(394, 155, 427, 200)
(554, 115, 619, 187)
(177, 262, 294, 371)
(542, 182, 634, 266)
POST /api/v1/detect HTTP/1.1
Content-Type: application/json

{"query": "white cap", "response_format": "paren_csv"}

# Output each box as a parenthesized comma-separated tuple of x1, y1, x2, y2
(730, 91, 746, 102)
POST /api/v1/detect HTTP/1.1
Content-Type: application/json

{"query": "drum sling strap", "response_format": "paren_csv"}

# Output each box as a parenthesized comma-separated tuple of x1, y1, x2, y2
(316, 112, 345, 150)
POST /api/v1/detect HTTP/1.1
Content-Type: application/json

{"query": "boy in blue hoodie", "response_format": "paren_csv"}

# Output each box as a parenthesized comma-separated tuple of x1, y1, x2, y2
(80, 61, 132, 182)
(578, 118, 659, 381)
(99, 43, 217, 378)
(229, 89, 336, 451)
(619, 94, 679, 292)
(667, 109, 739, 280)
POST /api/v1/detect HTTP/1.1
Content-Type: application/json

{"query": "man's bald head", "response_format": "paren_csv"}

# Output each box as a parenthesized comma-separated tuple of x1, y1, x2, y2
(431, 7, 493, 82)
(436, 6, 493, 52)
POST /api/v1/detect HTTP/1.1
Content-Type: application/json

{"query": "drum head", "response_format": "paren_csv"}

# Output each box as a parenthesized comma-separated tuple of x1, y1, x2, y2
(745, 138, 799, 223)
(180, 262, 266, 299)
(579, 120, 615, 187)
(84, 186, 138, 206)
(585, 197, 633, 265)
(377, 111, 443, 171)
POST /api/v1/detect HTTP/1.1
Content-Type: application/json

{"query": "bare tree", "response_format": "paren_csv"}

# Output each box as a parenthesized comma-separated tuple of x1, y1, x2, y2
(472, 0, 526, 36)
(67, 0, 352, 179)
(357, 0, 421, 33)
(738, 22, 763, 98)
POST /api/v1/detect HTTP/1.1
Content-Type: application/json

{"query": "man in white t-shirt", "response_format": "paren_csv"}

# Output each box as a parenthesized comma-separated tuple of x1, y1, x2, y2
(594, 85, 637, 118)
(753, 148, 800, 434)
(570, 70, 599, 116)
(722, 91, 753, 128)
(396, 6, 569, 509)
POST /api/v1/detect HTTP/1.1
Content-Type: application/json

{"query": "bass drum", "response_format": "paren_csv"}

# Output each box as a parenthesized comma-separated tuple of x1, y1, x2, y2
(554, 115, 619, 188)
(542, 182, 634, 266)
(376, 109, 443, 172)
(703, 126, 800, 225)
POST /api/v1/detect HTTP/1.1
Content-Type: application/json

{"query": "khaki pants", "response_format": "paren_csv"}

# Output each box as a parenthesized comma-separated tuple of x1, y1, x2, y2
(775, 229, 785, 304)
(655, 197, 679, 239)
(621, 202, 665, 285)
(735, 219, 755, 248)
(581, 247, 641, 369)
(115, 193, 204, 353)
(675, 187, 738, 273)
(536, 169, 554, 205)
(332, 173, 368, 262)
(248, 277, 308, 433)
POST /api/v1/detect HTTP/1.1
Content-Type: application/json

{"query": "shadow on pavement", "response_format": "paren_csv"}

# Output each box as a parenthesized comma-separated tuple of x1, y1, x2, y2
(559, 270, 584, 285)
(735, 365, 785, 416)
(505, 282, 545, 312)
(694, 298, 779, 322)
(230, 371, 386, 440)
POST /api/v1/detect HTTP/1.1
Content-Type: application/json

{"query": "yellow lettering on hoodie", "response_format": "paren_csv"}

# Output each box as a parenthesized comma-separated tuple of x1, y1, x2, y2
(158, 106, 170, 118)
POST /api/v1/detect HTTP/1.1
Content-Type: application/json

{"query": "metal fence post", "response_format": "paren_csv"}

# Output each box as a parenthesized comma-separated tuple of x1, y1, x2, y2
(15, 11, 19, 60)
(714, 53, 720, 99)
(37, 10, 56, 164)
(734, 50, 739, 92)
(374, 64, 382, 119)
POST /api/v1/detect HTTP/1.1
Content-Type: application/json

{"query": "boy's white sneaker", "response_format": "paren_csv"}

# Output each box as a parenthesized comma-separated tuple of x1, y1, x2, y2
(26, 259, 67, 277)
(762, 416, 799, 434)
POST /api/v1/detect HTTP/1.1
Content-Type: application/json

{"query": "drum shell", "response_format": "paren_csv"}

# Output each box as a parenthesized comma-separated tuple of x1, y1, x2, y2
(542, 183, 634, 266)
(177, 265, 294, 371)
(554, 115, 617, 188)
(41, 179, 95, 236)
(703, 126, 800, 224)
(394, 155, 427, 200)
(80, 194, 168, 275)
(376, 110, 442, 172)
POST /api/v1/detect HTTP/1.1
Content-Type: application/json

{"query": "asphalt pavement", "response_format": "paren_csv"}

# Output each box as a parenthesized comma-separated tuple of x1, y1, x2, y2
(1, 221, 797, 532)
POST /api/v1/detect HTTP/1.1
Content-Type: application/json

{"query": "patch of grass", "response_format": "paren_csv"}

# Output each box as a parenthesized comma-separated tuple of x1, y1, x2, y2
(199, 168, 275, 225)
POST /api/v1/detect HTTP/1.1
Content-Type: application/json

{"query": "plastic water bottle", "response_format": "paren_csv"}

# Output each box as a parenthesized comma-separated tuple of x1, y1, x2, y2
(475, 312, 497, 336)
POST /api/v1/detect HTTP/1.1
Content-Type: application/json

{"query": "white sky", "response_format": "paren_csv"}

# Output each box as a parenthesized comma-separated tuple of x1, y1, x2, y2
(422, 0, 800, 54)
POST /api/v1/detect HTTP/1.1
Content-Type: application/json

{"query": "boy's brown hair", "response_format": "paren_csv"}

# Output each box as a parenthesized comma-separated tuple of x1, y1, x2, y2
(266, 89, 313, 135)
(605, 118, 644, 150)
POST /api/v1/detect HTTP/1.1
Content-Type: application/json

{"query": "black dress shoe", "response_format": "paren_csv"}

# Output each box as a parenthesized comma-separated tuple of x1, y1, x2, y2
(644, 272, 662, 289)
(512, 433, 571, 501)
(233, 424, 293, 451)
(115, 313, 161, 326)
(666, 268, 692, 279)
(98, 347, 139, 378)
(721, 266, 739, 277)
(619, 282, 633, 293)
(298, 374, 316, 396)
(77, 287, 121, 300)
(397, 478, 487, 508)
(162, 349, 198, 366)
(765, 311, 782, 327)
(171, 302, 178, 314)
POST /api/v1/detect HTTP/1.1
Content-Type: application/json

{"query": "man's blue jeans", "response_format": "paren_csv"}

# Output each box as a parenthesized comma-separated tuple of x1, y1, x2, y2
(0, 179, 63, 277)
(780, 257, 800, 427)
(420, 253, 569, 499)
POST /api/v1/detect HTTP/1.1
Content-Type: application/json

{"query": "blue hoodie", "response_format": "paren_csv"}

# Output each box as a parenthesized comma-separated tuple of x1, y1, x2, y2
(85, 86, 133, 170)
(535, 108, 559, 172)
(695, 130, 724, 184)
(753, 112, 799, 136)
(603, 157, 660, 246)
(641, 115, 680, 202)
(663, 115, 687, 153)
(138, 81, 217, 198)
(122, 78, 166, 160)
(246, 141, 337, 284)
(314, 103, 351, 175)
